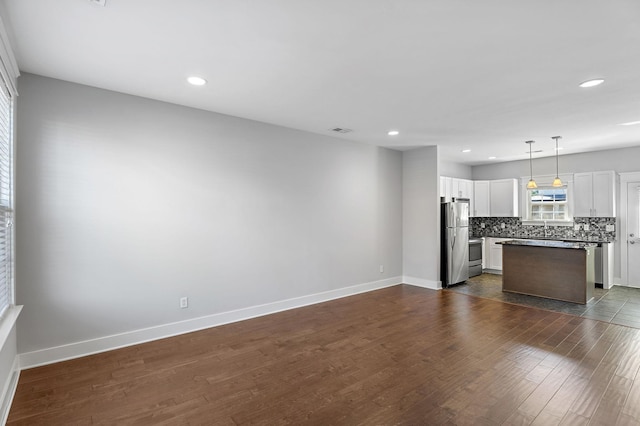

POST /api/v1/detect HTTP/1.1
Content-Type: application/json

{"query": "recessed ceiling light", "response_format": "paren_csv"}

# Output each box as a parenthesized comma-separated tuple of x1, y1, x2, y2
(462, 149, 471, 153)
(187, 76, 207, 86)
(620, 120, 640, 126)
(488, 156, 497, 160)
(579, 78, 604, 88)
(387, 130, 399, 136)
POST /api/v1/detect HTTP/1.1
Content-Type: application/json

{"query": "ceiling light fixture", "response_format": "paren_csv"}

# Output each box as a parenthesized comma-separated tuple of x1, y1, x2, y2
(462, 149, 471, 153)
(551, 136, 563, 187)
(525, 140, 537, 189)
(620, 120, 640, 126)
(387, 130, 399, 136)
(488, 156, 497, 160)
(187, 76, 207, 86)
(579, 78, 604, 88)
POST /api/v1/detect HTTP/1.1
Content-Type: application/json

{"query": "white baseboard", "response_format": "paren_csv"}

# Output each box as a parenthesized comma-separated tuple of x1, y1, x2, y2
(403, 276, 441, 290)
(0, 355, 20, 425)
(19, 276, 403, 369)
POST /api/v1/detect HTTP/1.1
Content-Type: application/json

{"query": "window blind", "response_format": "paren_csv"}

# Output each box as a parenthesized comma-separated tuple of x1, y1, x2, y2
(0, 76, 13, 317)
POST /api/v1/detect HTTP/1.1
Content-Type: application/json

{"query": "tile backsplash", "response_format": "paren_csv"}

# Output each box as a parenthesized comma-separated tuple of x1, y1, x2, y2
(470, 217, 616, 242)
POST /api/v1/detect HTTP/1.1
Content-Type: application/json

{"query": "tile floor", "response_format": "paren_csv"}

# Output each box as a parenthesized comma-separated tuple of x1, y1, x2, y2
(445, 273, 640, 329)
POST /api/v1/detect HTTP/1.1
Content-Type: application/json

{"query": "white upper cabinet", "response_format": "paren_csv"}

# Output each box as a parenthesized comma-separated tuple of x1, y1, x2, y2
(573, 171, 616, 217)
(440, 176, 452, 201)
(440, 177, 472, 202)
(458, 179, 474, 199)
(489, 179, 519, 217)
(452, 178, 473, 199)
(473, 181, 490, 217)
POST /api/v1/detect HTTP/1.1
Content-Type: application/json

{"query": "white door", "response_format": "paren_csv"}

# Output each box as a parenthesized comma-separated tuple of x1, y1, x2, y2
(628, 182, 640, 287)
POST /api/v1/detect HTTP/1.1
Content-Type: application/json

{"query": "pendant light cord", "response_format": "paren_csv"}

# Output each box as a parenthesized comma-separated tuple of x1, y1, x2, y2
(527, 140, 534, 180)
(554, 136, 561, 176)
(525, 140, 537, 189)
(552, 136, 563, 187)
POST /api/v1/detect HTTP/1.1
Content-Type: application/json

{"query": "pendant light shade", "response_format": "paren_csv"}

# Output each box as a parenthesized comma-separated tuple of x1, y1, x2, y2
(552, 136, 563, 187)
(525, 140, 537, 189)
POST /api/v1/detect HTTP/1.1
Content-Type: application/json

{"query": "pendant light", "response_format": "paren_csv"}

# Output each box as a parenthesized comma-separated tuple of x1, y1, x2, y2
(552, 136, 563, 187)
(525, 140, 537, 189)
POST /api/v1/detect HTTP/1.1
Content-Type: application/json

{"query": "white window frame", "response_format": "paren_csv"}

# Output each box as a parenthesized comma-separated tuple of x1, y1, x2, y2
(0, 14, 21, 346)
(521, 174, 574, 227)
(0, 76, 13, 318)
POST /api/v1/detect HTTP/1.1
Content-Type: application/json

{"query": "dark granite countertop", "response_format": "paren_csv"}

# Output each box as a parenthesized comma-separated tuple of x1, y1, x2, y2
(471, 236, 611, 244)
(496, 240, 598, 250)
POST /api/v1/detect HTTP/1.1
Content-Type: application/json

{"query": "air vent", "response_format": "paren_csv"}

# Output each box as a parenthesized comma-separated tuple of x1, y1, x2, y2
(330, 128, 353, 134)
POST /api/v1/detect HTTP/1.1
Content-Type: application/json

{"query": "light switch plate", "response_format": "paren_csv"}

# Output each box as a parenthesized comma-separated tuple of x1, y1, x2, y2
(501, 223, 506, 229)
(574, 224, 581, 231)
(481, 223, 485, 228)
(583, 224, 590, 231)
(606, 224, 615, 232)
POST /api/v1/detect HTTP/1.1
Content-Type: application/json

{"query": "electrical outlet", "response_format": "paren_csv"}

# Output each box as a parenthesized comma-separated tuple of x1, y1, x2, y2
(606, 224, 615, 232)
(481, 223, 486, 228)
(574, 224, 581, 231)
(379, 265, 384, 273)
(180, 297, 188, 309)
(501, 223, 506, 229)
(583, 224, 590, 231)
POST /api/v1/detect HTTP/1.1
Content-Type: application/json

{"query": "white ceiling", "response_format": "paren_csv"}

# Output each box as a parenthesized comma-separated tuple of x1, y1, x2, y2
(3, 0, 640, 165)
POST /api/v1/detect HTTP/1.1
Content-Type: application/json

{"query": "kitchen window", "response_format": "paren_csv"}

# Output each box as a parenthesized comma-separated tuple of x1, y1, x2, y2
(0, 75, 13, 317)
(526, 186, 571, 222)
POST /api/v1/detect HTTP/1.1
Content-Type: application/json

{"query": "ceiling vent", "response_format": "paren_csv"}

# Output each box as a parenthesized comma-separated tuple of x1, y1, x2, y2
(330, 128, 353, 134)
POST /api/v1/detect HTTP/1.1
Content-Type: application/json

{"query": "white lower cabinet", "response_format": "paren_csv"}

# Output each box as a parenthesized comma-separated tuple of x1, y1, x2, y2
(485, 237, 515, 272)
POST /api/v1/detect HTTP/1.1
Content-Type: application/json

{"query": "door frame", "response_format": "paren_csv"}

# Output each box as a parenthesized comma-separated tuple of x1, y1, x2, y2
(619, 172, 640, 287)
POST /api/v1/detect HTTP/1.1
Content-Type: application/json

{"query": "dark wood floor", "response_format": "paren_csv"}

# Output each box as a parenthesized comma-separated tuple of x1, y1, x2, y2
(8, 285, 640, 425)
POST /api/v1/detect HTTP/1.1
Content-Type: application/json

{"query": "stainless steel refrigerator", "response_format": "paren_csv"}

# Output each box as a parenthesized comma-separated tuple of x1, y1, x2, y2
(441, 199, 470, 287)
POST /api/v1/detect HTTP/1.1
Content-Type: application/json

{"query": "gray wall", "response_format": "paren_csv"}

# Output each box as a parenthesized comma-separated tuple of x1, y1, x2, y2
(440, 159, 472, 179)
(472, 146, 640, 180)
(15, 74, 403, 354)
(402, 146, 440, 286)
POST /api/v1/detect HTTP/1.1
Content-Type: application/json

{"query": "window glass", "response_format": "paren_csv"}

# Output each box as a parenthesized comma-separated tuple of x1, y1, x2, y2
(528, 187, 569, 221)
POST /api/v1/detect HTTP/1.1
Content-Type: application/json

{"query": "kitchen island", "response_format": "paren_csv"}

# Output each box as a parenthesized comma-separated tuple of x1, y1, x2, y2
(498, 240, 596, 304)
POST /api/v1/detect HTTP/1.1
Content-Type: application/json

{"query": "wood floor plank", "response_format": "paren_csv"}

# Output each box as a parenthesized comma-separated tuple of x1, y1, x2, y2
(8, 284, 640, 425)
